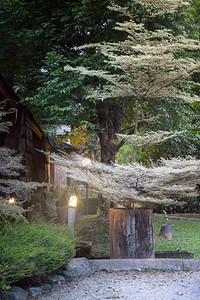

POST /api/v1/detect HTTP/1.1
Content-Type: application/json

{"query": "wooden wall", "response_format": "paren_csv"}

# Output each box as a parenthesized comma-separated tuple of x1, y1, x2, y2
(0, 75, 50, 184)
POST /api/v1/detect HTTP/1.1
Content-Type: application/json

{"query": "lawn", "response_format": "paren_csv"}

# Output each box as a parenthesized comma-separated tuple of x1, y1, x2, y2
(75, 214, 200, 259)
(154, 215, 200, 259)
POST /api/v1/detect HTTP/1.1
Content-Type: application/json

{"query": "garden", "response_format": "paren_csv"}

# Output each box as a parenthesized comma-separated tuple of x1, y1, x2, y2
(0, 0, 200, 296)
(75, 214, 200, 259)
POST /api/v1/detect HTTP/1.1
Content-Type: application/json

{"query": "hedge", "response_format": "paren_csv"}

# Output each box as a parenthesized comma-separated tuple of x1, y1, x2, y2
(0, 223, 76, 290)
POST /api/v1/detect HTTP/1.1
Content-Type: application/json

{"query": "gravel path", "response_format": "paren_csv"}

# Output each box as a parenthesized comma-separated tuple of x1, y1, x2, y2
(37, 270, 200, 300)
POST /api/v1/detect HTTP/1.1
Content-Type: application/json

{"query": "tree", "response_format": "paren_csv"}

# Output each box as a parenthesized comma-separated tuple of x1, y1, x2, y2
(65, 0, 200, 163)
(52, 151, 200, 257)
(0, 0, 124, 101)
(0, 0, 132, 159)
(1, 0, 199, 165)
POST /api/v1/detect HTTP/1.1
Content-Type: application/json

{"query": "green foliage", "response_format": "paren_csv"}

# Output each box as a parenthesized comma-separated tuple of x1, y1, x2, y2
(116, 143, 132, 164)
(0, 0, 122, 102)
(0, 202, 28, 231)
(25, 51, 88, 126)
(163, 197, 200, 214)
(123, 98, 200, 164)
(0, 223, 76, 290)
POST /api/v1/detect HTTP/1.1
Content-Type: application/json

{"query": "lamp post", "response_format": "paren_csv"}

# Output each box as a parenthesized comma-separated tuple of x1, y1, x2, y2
(68, 195, 77, 231)
(82, 157, 92, 215)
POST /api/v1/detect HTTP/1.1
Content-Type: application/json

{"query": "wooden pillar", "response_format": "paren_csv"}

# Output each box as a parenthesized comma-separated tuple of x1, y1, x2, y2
(109, 208, 154, 259)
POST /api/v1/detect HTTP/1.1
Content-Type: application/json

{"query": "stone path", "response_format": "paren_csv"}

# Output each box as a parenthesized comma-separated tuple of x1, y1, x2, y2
(36, 270, 200, 300)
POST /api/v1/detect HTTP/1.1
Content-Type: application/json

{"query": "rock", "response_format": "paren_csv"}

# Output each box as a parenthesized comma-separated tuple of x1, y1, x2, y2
(63, 270, 74, 281)
(65, 257, 96, 279)
(0, 286, 28, 300)
(41, 283, 52, 294)
(28, 287, 42, 297)
(46, 274, 65, 285)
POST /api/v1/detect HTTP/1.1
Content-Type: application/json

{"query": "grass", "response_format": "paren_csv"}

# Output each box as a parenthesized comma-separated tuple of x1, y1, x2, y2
(75, 214, 200, 259)
(154, 215, 200, 259)
(76, 215, 110, 257)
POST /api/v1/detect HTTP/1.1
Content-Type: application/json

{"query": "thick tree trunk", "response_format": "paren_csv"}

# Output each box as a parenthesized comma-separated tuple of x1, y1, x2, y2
(97, 101, 125, 216)
(97, 100, 125, 164)
(99, 131, 117, 164)
(109, 208, 154, 259)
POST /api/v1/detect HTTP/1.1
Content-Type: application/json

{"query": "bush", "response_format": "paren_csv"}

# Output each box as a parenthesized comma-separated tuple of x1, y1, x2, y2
(163, 197, 200, 214)
(0, 223, 76, 290)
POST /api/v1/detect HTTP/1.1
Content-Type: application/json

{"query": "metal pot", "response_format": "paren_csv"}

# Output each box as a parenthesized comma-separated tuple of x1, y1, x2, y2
(160, 224, 174, 240)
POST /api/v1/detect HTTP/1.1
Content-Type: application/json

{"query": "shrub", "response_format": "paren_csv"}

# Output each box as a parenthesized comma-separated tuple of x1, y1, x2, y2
(163, 197, 200, 214)
(0, 223, 76, 290)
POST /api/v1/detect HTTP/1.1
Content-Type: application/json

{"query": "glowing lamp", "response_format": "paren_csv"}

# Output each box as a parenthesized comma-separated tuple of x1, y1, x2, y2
(69, 195, 77, 208)
(82, 157, 92, 168)
(68, 195, 77, 231)
(8, 197, 15, 204)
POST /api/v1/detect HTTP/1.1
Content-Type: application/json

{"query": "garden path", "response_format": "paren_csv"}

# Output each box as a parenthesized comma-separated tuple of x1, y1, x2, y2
(35, 270, 200, 300)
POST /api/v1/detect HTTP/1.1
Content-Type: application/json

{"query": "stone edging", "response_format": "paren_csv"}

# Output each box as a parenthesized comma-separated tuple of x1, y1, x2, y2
(1, 258, 200, 299)
(90, 258, 200, 272)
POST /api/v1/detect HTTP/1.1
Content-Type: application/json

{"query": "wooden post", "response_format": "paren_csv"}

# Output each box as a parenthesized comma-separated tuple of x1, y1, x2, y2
(109, 208, 154, 259)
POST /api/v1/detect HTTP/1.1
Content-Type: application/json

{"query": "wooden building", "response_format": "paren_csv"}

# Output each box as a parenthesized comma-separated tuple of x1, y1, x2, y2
(0, 74, 51, 184)
(0, 74, 77, 187)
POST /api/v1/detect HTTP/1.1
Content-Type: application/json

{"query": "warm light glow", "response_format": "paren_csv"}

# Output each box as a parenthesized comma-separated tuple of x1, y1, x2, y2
(69, 195, 77, 208)
(82, 157, 92, 168)
(8, 197, 15, 204)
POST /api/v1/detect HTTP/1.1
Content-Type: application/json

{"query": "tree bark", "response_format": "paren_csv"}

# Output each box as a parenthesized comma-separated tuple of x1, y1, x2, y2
(132, 98, 140, 163)
(99, 131, 117, 164)
(109, 208, 154, 259)
(97, 100, 125, 164)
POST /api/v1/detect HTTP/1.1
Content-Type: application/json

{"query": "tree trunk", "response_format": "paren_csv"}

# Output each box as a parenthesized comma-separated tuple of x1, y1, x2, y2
(97, 101, 125, 216)
(97, 100, 125, 164)
(132, 98, 140, 163)
(99, 131, 117, 164)
(109, 208, 154, 259)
